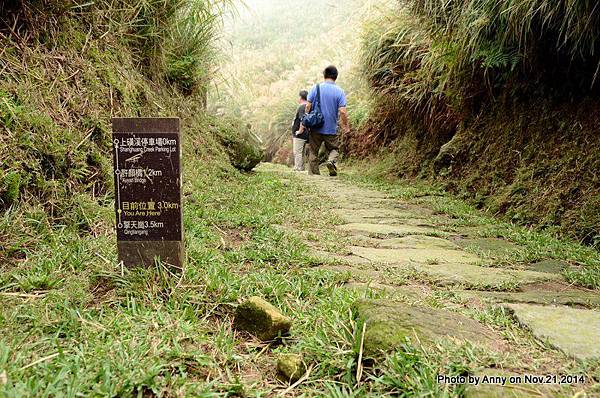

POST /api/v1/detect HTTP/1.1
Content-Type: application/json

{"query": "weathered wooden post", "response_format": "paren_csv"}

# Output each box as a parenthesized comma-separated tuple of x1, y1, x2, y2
(111, 118, 184, 268)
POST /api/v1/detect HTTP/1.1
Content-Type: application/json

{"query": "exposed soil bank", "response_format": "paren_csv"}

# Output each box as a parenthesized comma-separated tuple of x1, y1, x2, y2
(344, 95, 600, 247)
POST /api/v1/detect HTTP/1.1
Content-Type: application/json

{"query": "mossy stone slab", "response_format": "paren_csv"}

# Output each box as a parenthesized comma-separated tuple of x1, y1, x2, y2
(234, 296, 292, 341)
(413, 262, 561, 288)
(455, 238, 522, 256)
(387, 235, 461, 249)
(465, 385, 564, 398)
(323, 264, 384, 282)
(455, 226, 493, 238)
(310, 249, 372, 266)
(350, 246, 481, 265)
(336, 214, 433, 226)
(351, 235, 461, 251)
(327, 188, 389, 199)
(504, 303, 600, 361)
(464, 369, 563, 398)
(353, 299, 501, 355)
(528, 259, 570, 274)
(333, 208, 434, 224)
(338, 223, 436, 236)
(459, 288, 600, 308)
(345, 282, 427, 300)
(334, 199, 399, 211)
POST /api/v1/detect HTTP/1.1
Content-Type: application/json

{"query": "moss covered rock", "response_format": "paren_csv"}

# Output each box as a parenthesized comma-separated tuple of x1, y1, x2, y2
(353, 299, 501, 355)
(212, 116, 264, 171)
(276, 353, 306, 383)
(459, 286, 600, 308)
(234, 296, 291, 341)
(464, 370, 561, 397)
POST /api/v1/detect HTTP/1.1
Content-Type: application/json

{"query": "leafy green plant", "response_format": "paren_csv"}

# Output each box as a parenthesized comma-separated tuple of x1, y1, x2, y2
(564, 265, 600, 290)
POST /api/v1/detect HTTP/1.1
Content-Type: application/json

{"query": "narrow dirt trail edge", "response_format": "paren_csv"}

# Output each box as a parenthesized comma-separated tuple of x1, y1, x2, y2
(260, 163, 599, 397)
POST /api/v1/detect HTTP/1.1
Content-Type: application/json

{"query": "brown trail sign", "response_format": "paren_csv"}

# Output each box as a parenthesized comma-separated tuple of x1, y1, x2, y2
(112, 118, 184, 268)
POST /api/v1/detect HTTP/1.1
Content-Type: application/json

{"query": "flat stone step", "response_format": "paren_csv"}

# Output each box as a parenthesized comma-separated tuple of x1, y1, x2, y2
(338, 223, 437, 237)
(333, 207, 435, 223)
(454, 237, 523, 257)
(503, 303, 600, 361)
(344, 282, 426, 300)
(310, 249, 371, 266)
(350, 246, 481, 265)
(459, 284, 600, 308)
(528, 259, 571, 274)
(322, 264, 383, 281)
(334, 199, 400, 210)
(353, 299, 504, 355)
(351, 235, 462, 250)
(464, 369, 563, 397)
(336, 214, 435, 226)
(412, 262, 561, 289)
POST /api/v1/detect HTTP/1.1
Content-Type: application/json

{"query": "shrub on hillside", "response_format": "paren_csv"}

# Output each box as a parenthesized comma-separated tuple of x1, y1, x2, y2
(362, 0, 600, 120)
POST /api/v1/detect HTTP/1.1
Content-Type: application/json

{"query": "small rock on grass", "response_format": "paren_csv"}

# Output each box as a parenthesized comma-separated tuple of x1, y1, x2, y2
(277, 353, 306, 383)
(234, 296, 292, 341)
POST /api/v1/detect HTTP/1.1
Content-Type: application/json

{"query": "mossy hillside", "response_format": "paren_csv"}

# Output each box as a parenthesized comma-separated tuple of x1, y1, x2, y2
(0, 2, 264, 267)
(345, 96, 600, 248)
(345, 0, 600, 248)
(443, 99, 600, 245)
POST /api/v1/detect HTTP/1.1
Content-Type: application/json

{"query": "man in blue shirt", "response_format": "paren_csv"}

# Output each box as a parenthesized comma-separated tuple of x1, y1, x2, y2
(300, 65, 349, 176)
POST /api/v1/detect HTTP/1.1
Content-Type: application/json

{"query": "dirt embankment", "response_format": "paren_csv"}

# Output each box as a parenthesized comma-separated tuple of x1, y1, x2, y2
(343, 94, 600, 246)
(345, 1, 600, 247)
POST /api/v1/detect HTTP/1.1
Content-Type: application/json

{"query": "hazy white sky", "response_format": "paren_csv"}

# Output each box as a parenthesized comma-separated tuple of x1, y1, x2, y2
(226, 0, 350, 32)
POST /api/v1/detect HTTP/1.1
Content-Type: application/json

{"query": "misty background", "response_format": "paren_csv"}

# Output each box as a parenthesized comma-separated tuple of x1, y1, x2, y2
(210, 0, 371, 158)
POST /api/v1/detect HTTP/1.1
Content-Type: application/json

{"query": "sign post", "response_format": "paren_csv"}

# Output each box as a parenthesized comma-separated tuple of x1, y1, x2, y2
(111, 118, 184, 269)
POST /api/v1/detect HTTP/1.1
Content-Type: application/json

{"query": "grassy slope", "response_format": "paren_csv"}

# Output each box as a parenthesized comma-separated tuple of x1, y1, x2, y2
(0, 160, 357, 395)
(0, 7, 355, 394)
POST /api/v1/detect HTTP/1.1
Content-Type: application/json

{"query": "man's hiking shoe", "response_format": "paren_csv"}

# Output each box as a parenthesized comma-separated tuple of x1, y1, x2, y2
(326, 161, 338, 176)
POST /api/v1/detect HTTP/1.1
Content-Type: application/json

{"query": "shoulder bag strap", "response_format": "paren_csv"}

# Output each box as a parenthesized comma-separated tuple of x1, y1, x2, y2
(315, 83, 322, 112)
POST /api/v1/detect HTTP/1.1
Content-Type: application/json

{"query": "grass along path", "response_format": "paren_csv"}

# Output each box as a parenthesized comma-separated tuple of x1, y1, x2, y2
(1, 160, 599, 396)
(0, 163, 359, 396)
(260, 162, 600, 397)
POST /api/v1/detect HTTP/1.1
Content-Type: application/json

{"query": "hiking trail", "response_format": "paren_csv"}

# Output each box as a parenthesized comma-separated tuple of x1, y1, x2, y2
(260, 162, 600, 396)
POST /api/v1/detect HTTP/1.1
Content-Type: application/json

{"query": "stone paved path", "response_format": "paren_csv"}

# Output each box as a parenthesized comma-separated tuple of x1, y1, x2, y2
(261, 164, 600, 395)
